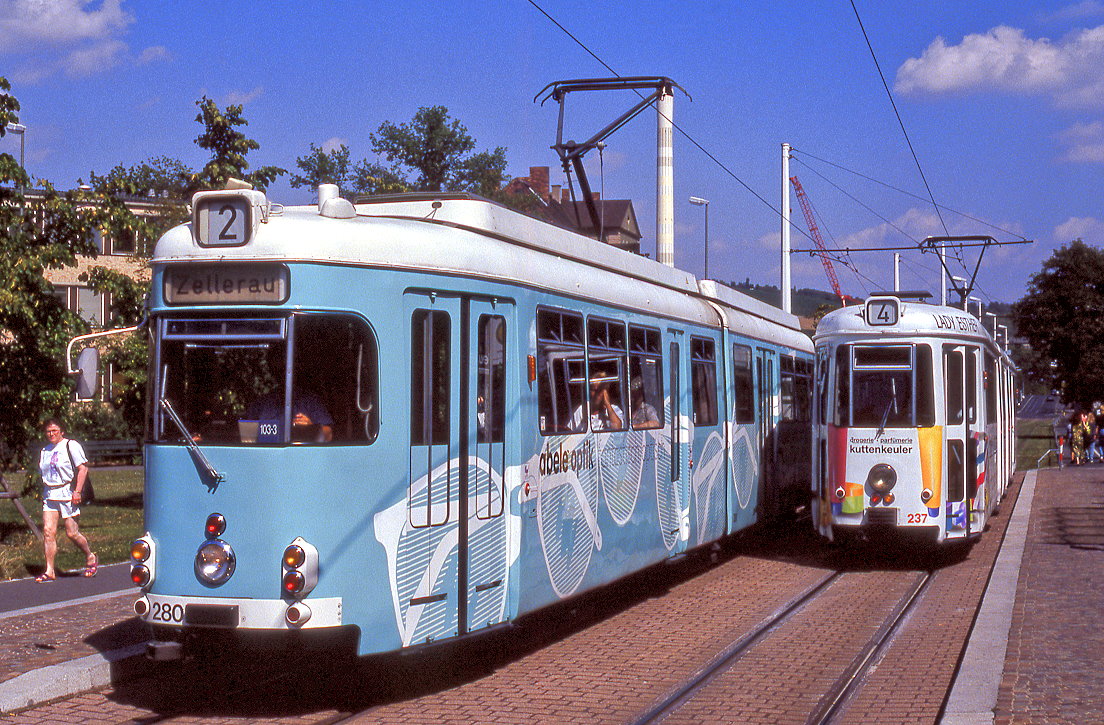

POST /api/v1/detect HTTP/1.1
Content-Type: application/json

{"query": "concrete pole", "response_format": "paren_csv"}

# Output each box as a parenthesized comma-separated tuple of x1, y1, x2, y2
(893, 253, 900, 292)
(940, 247, 947, 307)
(781, 143, 792, 313)
(656, 89, 675, 267)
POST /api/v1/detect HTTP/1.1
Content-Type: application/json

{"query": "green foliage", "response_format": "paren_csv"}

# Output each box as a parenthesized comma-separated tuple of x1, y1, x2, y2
(1013, 239, 1104, 407)
(193, 96, 286, 192)
(368, 105, 508, 194)
(349, 158, 410, 196)
(0, 79, 146, 481)
(82, 266, 148, 435)
(86, 156, 194, 199)
(290, 143, 352, 189)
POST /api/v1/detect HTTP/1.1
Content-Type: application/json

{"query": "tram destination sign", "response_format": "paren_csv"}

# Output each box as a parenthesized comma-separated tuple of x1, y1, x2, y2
(164, 263, 289, 305)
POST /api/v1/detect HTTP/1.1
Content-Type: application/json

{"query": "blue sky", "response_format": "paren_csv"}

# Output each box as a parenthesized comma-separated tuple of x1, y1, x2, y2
(3, 1, 1103, 306)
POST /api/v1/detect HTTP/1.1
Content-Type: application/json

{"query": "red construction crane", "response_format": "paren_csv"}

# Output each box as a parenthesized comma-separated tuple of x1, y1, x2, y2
(790, 176, 846, 305)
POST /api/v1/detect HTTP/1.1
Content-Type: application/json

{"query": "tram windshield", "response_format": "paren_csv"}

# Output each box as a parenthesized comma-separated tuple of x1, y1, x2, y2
(153, 314, 379, 445)
(838, 344, 935, 428)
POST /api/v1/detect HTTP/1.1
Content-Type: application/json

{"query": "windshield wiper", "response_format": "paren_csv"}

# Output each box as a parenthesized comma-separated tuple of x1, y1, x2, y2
(876, 378, 900, 438)
(160, 397, 224, 487)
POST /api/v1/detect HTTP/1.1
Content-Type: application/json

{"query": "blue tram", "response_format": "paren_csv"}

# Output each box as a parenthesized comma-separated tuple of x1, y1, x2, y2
(124, 184, 813, 656)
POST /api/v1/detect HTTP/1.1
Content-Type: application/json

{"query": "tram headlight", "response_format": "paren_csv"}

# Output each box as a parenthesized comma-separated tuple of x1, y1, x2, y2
(194, 539, 236, 586)
(281, 537, 318, 601)
(865, 463, 897, 495)
(129, 534, 155, 590)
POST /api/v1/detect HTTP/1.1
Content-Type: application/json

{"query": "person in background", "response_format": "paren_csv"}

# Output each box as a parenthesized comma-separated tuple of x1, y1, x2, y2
(36, 418, 97, 582)
(1070, 409, 1091, 465)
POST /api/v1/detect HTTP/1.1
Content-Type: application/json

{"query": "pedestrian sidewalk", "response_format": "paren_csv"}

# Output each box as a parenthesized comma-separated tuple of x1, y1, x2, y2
(0, 589, 148, 713)
(944, 464, 1104, 724)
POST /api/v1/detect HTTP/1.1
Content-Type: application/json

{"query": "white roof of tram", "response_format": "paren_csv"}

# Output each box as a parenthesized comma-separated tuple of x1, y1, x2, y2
(153, 190, 806, 342)
(815, 295, 1010, 362)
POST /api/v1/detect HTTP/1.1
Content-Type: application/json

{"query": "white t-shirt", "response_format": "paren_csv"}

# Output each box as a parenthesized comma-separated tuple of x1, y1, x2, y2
(40, 439, 88, 501)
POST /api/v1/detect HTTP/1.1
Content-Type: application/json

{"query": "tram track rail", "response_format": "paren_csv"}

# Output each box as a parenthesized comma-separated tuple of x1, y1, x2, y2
(806, 570, 933, 725)
(631, 568, 935, 725)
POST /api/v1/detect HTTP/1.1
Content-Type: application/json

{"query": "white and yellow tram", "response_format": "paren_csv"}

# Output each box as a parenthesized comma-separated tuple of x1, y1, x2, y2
(812, 293, 1017, 543)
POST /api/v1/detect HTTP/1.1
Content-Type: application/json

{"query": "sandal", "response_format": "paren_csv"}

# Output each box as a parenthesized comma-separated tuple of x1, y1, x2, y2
(83, 556, 98, 578)
(35, 574, 56, 583)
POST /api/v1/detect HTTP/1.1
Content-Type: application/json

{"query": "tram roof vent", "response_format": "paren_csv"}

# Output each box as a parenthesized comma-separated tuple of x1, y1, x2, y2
(318, 184, 355, 219)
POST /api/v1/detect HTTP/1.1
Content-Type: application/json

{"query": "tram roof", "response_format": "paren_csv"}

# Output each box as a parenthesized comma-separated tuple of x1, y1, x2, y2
(814, 296, 1010, 359)
(153, 191, 807, 341)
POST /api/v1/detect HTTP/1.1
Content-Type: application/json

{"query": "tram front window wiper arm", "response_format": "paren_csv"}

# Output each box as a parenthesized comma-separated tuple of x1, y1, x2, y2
(876, 378, 900, 438)
(160, 397, 225, 487)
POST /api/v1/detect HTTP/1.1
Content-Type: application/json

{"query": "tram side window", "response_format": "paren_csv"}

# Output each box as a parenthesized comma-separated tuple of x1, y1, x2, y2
(298, 314, 380, 444)
(794, 358, 812, 422)
(780, 356, 796, 421)
(966, 349, 978, 425)
(691, 336, 718, 426)
(537, 309, 586, 435)
(411, 310, 450, 446)
(733, 344, 754, 423)
(916, 344, 935, 427)
(945, 347, 964, 426)
(477, 315, 506, 444)
(585, 318, 627, 432)
(629, 325, 664, 430)
(815, 346, 830, 426)
(834, 346, 849, 426)
(985, 353, 998, 422)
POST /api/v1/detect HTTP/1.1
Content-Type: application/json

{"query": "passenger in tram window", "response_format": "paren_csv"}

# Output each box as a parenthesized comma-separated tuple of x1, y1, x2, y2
(630, 376, 660, 429)
(572, 367, 624, 432)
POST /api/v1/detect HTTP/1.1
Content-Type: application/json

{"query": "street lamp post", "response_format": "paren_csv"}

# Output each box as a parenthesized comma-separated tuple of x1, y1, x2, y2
(5, 122, 26, 189)
(689, 196, 709, 279)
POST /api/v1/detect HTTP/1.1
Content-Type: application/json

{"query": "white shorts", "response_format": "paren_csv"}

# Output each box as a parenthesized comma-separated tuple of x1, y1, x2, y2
(43, 498, 80, 519)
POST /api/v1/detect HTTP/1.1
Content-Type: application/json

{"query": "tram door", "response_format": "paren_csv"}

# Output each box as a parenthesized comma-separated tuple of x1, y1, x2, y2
(755, 347, 777, 516)
(405, 293, 514, 643)
(942, 344, 977, 535)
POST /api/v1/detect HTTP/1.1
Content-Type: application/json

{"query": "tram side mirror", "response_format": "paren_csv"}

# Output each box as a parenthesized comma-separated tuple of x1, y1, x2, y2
(75, 347, 100, 400)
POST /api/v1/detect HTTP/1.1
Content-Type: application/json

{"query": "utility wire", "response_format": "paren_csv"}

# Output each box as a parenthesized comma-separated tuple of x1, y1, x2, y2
(849, 0, 950, 238)
(791, 148, 1026, 240)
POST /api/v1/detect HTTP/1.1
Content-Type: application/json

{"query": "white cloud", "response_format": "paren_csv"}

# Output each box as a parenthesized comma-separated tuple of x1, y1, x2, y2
(225, 87, 264, 106)
(895, 25, 1104, 108)
(60, 38, 126, 77)
(1043, 2, 1104, 23)
(321, 137, 348, 153)
(0, 1, 170, 83)
(1058, 121, 1104, 161)
(137, 45, 171, 65)
(1055, 215, 1104, 242)
(0, 0, 132, 49)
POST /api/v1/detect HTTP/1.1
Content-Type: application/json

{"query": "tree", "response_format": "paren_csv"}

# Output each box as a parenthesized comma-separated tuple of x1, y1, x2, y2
(0, 78, 146, 482)
(289, 143, 352, 190)
(369, 106, 508, 194)
(86, 156, 194, 199)
(192, 96, 285, 192)
(1013, 239, 1104, 406)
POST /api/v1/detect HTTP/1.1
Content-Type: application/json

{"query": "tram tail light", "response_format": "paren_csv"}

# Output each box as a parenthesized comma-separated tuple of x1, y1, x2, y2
(281, 537, 318, 600)
(129, 534, 156, 590)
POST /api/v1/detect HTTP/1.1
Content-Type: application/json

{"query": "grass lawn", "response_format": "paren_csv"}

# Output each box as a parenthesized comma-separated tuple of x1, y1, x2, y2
(0, 467, 143, 581)
(1016, 418, 1058, 471)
